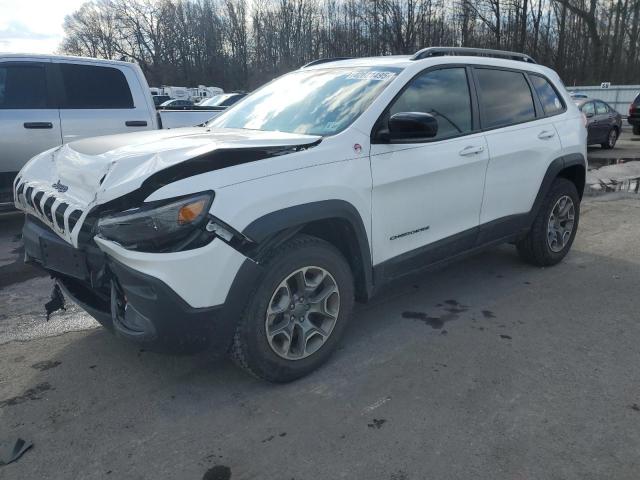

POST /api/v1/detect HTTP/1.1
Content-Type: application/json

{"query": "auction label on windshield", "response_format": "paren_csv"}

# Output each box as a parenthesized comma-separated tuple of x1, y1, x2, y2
(346, 71, 397, 81)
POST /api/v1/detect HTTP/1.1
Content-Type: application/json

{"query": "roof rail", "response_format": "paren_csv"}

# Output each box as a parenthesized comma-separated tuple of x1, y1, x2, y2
(410, 47, 536, 64)
(302, 57, 353, 68)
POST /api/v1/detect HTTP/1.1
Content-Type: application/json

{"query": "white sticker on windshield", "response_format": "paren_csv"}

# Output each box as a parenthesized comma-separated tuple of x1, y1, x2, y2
(346, 71, 396, 81)
(554, 98, 562, 109)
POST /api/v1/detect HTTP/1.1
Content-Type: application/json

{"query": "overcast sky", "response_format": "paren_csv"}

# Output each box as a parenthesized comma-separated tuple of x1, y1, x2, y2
(0, 0, 86, 54)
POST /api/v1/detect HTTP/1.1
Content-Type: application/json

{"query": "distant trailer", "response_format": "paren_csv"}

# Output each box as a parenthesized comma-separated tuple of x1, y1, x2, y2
(150, 85, 224, 102)
(189, 85, 224, 102)
(161, 86, 190, 100)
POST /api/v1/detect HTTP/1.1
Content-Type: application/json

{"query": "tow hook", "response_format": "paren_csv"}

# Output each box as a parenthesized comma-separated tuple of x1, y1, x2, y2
(45, 283, 66, 320)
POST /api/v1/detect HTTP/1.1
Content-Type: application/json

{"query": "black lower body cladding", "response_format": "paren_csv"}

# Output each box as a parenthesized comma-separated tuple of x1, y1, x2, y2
(22, 214, 261, 354)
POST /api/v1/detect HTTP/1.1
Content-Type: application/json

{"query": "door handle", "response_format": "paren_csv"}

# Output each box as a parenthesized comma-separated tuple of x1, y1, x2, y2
(538, 130, 556, 139)
(125, 120, 148, 127)
(24, 122, 53, 129)
(459, 145, 484, 156)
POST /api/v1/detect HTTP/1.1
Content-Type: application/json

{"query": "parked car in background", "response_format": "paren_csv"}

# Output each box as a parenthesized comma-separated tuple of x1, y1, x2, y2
(570, 91, 589, 99)
(159, 98, 194, 109)
(152, 95, 171, 107)
(14, 47, 586, 381)
(157, 94, 248, 129)
(0, 54, 159, 207)
(628, 93, 640, 135)
(575, 98, 621, 148)
(199, 92, 247, 108)
(0, 53, 240, 208)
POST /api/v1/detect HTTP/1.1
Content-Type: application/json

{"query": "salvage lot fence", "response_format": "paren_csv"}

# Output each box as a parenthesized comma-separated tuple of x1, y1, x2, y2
(566, 85, 640, 116)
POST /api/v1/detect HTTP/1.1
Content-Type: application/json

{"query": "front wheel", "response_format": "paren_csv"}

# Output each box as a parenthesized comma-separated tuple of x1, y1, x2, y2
(517, 178, 580, 267)
(601, 128, 618, 149)
(230, 234, 354, 382)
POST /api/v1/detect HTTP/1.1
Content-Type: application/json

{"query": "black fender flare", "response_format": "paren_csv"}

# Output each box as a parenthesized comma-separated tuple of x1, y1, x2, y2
(242, 200, 373, 299)
(527, 153, 586, 226)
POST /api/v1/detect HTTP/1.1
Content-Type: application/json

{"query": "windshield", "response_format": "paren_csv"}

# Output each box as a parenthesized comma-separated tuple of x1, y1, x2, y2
(209, 66, 401, 136)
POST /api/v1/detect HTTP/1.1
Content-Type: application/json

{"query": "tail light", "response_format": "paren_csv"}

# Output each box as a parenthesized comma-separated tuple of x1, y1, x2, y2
(630, 104, 637, 116)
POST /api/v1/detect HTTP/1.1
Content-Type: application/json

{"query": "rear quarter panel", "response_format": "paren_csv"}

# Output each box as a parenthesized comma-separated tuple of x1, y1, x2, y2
(553, 114, 588, 165)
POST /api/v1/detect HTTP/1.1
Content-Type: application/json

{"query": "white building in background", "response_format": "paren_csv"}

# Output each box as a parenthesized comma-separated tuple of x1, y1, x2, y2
(150, 85, 224, 102)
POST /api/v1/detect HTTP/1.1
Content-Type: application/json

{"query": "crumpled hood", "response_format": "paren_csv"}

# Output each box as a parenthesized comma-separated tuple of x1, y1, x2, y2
(21, 127, 321, 204)
(15, 127, 321, 246)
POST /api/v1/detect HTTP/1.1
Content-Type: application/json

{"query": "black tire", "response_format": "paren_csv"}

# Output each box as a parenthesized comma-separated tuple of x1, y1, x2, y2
(230, 234, 354, 382)
(601, 127, 618, 149)
(633, 125, 640, 136)
(516, 178, 580, 267)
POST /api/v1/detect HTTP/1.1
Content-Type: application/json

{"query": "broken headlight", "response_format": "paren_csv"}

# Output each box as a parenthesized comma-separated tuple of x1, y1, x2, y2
(96, 192, 214, 252)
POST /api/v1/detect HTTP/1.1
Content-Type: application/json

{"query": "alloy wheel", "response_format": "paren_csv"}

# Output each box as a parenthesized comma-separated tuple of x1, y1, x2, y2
(609, 129, 617, 148)
(547, 195, 575, 252)
(265, 266, 340, 360)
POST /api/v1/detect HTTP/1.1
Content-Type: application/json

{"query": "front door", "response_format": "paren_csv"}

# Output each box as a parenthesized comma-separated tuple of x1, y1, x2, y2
(370, 66, 488, 278)
(582, 102, 597, 144)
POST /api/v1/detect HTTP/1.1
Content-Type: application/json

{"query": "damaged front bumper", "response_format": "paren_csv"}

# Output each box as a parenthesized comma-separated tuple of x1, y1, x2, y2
(23, 215, 261, 353)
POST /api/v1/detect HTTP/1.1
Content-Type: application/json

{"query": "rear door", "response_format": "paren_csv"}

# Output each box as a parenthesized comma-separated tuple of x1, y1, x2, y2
(56, 62, 154, 143)
(594, 100, 612, 142)
(476, 67, 563, 233)
(0, 60, 62, 202)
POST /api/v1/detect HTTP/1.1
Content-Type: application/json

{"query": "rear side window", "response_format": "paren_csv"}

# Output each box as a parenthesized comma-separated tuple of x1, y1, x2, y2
(0, 64, 48, 109)
(530, 75, 564, 116)
(389, 67, 472, 139)
(582, 102, 595, 116)
(60, 64, 133, 109)
(595, 101, 608, 115)
(476, 68, 535, 128)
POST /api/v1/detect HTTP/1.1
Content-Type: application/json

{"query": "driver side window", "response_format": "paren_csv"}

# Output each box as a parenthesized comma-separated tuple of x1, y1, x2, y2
(389, 67, 472, 140)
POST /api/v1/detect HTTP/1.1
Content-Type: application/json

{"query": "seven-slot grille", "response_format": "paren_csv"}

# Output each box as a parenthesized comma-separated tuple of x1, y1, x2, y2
(14, 177, 83, 239)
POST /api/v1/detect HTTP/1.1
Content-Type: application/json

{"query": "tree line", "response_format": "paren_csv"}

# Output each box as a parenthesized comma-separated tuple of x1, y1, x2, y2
(60, 0, 640, 90)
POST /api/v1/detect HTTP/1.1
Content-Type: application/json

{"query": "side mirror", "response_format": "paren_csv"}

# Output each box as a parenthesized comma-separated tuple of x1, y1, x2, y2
(585, 111, 594, 118)
(388, 112, 438, 142)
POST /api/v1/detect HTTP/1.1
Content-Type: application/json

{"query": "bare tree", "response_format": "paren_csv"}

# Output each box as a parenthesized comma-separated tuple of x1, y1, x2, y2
(60, 0, 640, 89)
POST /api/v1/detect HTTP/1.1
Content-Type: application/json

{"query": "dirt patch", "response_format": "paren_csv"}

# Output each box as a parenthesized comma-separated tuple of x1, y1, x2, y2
(31, 360, 62, 371)
(0, 382, 53, 408)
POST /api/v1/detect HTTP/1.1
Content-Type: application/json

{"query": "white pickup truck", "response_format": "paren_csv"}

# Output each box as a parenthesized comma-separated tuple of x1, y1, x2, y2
(0, 54, 226, 207)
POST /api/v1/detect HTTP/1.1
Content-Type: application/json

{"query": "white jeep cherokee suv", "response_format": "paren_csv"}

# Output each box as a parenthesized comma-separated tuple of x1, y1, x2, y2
(14, 48, 586, 382)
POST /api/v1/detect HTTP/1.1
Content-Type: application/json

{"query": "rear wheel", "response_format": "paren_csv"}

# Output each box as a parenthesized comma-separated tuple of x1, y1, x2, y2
(230, 234, 354, 382)
(633, 125, 640, 136)
(517, 178, 580, 267)
(601, 127, 618, 149)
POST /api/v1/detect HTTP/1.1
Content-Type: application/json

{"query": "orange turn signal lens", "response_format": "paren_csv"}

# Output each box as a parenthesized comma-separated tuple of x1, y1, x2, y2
(178, 199, 206, 225)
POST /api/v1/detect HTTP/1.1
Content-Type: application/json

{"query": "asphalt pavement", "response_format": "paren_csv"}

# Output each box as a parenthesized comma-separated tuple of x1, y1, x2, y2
(1, 138, 639, 479)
